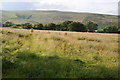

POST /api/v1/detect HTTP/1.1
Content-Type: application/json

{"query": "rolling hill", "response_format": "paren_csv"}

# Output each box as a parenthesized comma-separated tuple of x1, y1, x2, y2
(1, 10, 118, 28)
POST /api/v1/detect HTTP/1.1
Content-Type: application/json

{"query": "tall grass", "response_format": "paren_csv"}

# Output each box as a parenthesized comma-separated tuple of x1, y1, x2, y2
(1, 29, 119, 78)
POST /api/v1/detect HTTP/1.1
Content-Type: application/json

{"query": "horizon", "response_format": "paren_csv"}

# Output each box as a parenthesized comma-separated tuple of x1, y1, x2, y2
(0, 10, 118, 16)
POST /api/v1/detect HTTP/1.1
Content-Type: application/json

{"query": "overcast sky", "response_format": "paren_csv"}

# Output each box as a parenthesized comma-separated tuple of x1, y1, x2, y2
(0, 0, 119, 15)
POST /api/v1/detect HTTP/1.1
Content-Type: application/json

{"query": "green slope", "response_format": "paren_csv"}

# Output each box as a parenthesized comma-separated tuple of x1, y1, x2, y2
(1, 10, 118, 28)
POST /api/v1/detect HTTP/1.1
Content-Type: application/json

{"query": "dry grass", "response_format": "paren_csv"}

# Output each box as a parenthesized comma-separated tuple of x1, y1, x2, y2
(1, 28, 119, 78)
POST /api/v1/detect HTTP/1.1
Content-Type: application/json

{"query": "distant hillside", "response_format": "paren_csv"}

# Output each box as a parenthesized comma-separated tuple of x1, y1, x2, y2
(1, 10, 118, 28)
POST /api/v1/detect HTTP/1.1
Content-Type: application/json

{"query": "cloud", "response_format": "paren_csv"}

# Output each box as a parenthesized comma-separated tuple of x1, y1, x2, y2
(33, 0, 119, 15)
(0, 0, 119, 15)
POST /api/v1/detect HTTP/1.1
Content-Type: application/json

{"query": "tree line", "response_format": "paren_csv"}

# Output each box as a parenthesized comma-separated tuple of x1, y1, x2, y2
(2, 21, 119, 33)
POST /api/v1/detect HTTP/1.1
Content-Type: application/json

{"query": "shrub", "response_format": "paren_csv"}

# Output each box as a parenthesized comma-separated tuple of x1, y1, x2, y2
(97, 29, 104, 33)
(103, 25, 118, 33)
(11, 25, 18, 28)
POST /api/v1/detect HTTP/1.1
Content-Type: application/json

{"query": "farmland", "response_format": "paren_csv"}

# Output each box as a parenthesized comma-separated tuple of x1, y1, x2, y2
(1, 28, 119, 78)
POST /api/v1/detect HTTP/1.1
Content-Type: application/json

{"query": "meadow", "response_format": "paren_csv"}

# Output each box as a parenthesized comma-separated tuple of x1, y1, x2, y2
(1, 28, 119, 78)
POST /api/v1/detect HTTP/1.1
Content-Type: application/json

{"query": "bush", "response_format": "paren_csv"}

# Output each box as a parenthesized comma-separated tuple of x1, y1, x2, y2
(96, 29, 104, 33)
(10, 25, 18, 28)
(103, 25, 118, 33)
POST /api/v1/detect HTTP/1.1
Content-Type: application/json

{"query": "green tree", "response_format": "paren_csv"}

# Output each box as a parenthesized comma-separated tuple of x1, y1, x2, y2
(23, 23, 32, 29)
(60, 21, 73, 31)
(3, 21, 14, 27)
(46, 23, 56, 30)
(56, 24, 62, 31)
(103, 25, 118, 33)
(43, 24, 47, 30)
(68, 22, 87, 32)
(85, 21, 98, 32)
(33, 23, 43, 30)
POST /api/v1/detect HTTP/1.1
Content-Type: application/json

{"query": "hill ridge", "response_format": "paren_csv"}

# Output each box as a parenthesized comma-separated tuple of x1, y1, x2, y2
(1, 10, 118, 28)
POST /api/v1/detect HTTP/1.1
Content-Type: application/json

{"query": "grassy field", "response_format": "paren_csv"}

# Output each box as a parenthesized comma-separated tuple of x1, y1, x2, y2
(1, 28, 119, 78)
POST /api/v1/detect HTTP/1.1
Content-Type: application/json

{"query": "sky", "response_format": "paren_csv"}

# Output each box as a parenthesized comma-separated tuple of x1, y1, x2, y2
(0, 0, 120, 15)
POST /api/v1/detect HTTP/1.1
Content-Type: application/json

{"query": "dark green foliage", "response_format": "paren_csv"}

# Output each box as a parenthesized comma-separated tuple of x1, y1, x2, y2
(23, 23, 32, 29)
(3, 21, 14, 27)
(85, 21, 98, 32)
(2, 20, 119, 33)
(42, 24, 48, 30)
(55, 24, 61, 30)
(33, 23, 43, 30)
(68, 22, 87, 32)
(103, 25, 118, 33)
(45, 23, 56, 30)
(60, 20, 73, 31)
